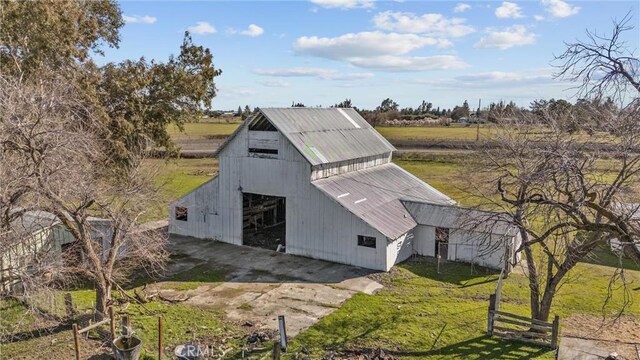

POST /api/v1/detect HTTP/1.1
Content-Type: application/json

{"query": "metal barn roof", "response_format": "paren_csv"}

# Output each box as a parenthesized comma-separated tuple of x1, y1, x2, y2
(215, 108, 396, 165)
(402, 201, 515, 236)
(10, 210, 60, 234)
(312, 163, 455, 240)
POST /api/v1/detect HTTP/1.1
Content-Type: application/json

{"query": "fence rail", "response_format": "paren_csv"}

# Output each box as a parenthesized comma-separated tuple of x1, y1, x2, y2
(487, 293, 560, 349)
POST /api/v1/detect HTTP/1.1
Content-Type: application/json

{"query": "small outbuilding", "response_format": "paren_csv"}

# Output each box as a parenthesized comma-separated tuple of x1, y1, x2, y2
(169, 108, 520, 272)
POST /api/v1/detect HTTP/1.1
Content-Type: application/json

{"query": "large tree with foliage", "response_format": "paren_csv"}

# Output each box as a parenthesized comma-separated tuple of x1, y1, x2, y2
(0, 0, 221, 167)
(0, 0, 220, 315)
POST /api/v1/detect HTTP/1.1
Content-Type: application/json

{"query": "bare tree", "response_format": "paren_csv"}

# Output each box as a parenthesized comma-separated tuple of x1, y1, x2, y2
(470, 16, 640, 323)
(0, 75, 168, 318)
(555, 11, 640, 100)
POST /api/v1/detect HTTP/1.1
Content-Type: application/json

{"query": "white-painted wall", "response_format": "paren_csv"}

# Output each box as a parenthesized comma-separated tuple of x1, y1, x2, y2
(386, 230, 415, 270)
(412, 223, 516, 270)
(169, 176, 221, 240)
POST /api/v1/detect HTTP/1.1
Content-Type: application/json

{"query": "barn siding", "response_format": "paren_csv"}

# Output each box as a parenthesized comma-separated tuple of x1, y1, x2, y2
(169, 176, 221, 239)
(169, 125, 394, 271)
(167, 121, 517, 272)
(413, 225, 436, 257)
(412, 224, 509, 270)
(386, 230, 415, 270)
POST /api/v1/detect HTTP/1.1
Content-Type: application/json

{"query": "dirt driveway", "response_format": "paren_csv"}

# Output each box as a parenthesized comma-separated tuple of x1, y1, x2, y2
(152, 235, 383, 336)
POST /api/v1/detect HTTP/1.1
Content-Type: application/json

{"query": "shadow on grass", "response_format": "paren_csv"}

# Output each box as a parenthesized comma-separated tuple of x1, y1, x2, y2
(345, 336, 551, 359)
(581, 244, 640, 271)
(400, 258, 501, 287)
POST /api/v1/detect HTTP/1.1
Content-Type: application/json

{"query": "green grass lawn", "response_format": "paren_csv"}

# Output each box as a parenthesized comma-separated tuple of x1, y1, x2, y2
(167, 122, 240, 140)
(144, 158, 218, 220)
(288, 259, 640, 359)
(0, 262, 240, 359)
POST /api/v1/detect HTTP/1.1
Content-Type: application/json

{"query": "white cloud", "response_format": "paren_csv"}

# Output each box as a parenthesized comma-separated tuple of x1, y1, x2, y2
(410, 69, 565, 89)
(293, 31, 468, 72)
(123, 15, 157, 24)
(253, 67, 374, 80)
(534, 14, 545, 21)
(294, 32, 451, 59)
(187, 21, 216, 35)
(453, 3, 471, 13)
(495, 2, 524, 18)
(474, 25, 536, 50)
(240, 24, 264, 37)
(541, 0, 580, 18)
(347, 55, 469, 72)
(372, 11, 475, 37)
(260, 79, 289, 87)
(310, 0, 374, 9)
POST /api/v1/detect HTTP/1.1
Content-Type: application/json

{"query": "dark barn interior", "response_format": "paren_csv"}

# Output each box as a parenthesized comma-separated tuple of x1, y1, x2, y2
(242, 193, 286, 251)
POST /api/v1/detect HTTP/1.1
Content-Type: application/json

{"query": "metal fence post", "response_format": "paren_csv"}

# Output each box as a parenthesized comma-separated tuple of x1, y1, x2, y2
(158, 316, 164, 360)
(278, 315, 287, 351)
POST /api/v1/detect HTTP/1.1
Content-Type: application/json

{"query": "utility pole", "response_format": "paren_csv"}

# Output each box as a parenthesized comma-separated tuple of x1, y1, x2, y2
(476, 98, 481, 142)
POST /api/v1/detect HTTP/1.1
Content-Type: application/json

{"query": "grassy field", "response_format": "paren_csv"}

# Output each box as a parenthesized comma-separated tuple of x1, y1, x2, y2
(144, 158, 218, 220)
(167, 121, 493, 142)
(288, 258, 639, 359)
(377, 125, 494, 142)
(167, 116, 242, 139)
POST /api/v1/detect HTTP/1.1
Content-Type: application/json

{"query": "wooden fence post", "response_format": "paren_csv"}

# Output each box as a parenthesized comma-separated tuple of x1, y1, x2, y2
(158, 317, 164, 360)
(109, 306, 116, 340)
(72, 323, 80, 360)
(64, 292, 75, 319)
(551, 315, 560, 349)
(487, 293, 496, 336)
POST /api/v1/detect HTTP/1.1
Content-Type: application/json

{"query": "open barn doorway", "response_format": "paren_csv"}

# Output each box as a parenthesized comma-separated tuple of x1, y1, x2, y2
(242, 193, 286, 251)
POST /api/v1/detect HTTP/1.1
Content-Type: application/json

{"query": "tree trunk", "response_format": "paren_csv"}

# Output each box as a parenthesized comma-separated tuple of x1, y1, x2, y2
(95, 281, 112, 320)
(523, 240, 541, 320)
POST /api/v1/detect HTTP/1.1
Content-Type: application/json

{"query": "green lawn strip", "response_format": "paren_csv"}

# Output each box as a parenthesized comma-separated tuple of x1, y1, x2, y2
(287, 262, 554, 359)
(122, 300, 242, 359)
(157, 263, 229, 291)
(288, 259, 639, 359)
(143, 158, 218, 221)
(168, 122, 240, 140)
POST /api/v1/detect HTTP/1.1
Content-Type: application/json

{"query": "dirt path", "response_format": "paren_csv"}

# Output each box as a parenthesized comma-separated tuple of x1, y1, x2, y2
(152, 235, 383, 337)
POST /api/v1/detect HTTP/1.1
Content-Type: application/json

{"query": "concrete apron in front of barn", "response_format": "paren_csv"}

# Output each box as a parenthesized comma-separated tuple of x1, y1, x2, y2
(149, 234, 383, 336)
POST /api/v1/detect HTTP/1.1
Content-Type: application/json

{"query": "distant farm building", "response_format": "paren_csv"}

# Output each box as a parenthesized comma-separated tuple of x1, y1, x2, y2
(169, 108, 521, 272)
(1, 210, 112, 292)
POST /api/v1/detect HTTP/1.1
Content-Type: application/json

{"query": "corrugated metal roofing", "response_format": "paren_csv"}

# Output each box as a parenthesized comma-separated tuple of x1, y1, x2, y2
(10, 210, 59, 234)
(402, 201, 515, 235)
(214, 108, 396, 165)
(312, 163, 455, 240)
(261, 108, 395, 165)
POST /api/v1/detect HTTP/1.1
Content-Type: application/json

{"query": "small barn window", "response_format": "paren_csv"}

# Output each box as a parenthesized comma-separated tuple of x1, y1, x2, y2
(249, 148, 278, 155)
(357, 235, 376, 248)
(175, 206, 188, 221)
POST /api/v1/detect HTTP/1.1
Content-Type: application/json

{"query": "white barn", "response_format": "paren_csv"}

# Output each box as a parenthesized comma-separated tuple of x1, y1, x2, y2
(169, 108, 520, 272)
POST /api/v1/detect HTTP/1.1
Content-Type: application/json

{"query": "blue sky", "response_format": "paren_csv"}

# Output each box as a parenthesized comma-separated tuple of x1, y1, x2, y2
(105, 1, 639, 110)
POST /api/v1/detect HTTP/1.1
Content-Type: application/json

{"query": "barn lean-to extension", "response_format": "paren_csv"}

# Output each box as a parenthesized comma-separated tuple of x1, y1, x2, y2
(169, 108, 521, 272)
